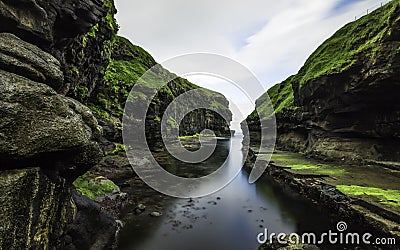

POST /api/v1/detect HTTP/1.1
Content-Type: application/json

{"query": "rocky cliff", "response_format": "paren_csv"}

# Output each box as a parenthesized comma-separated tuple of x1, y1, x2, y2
(244, 0, 400, 163)
(0, 0, 111, 247)
(87, 35, 232, 150)
(0, 0, 232, 248)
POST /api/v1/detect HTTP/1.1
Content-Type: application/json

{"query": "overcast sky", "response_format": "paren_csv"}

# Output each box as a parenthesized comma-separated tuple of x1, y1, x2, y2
(115, 0, 386, 130)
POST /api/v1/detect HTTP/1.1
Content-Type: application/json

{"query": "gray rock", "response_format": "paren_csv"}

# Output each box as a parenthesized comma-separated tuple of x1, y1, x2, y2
(149, 211, 162, 217)
(61, 191, 119, 250)
(0, 0, 105, 46)
(0, 33, 64, 90)
(0, 69, 102, 178)
(92, 154, 134, 185)
(137, 204, 146, 210)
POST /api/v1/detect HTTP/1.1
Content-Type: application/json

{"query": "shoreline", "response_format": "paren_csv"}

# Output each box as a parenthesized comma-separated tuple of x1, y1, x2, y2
(244, 146, 400, 249)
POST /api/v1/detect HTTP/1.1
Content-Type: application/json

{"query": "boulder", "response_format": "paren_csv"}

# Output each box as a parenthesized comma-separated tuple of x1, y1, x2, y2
(0, 33, 64, 90)
(0, 69, 102, 179)
(61, 190, 119, 250)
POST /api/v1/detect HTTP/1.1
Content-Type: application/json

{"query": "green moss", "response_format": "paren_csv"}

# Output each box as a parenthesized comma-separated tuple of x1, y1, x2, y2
(70, 65, 79, 75)
(167, 117, 178, 129)
(102, 0, 119, 36)
(75, 86, 88, 101)
(337, 185, 400, 207)
(87, 103, 110, 119)
(73, 173, 118, 200)
(81, 24, 99, 47)
(109, 143, 125, 155)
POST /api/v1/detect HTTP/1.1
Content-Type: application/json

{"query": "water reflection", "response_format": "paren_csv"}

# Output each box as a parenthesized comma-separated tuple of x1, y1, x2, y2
(118, 135, 333, 250)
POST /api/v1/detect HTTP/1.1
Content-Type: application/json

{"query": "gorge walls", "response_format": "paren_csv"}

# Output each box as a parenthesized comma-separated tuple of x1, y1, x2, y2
(0, 0, 107, 248)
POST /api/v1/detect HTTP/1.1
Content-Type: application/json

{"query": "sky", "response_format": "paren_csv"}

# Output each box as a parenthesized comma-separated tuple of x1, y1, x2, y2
(115, 0, 387, 130)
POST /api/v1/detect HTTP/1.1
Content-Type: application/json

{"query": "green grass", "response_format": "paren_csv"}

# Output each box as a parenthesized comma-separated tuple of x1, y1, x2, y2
(73, 173, 118, 200)
(337, 185, 400, 207)
(178, 132, 216, 140)
(296, 0, 399, 86)
(290, 164, 320, 170)
(108, 143, 126, 155)
(248, 0, 400, 120)
(271, 152, 346, 176)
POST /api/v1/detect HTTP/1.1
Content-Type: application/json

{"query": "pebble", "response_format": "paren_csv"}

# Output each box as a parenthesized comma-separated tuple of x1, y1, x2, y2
(150, 211, 162, 217)
(137, 204, 146, 210)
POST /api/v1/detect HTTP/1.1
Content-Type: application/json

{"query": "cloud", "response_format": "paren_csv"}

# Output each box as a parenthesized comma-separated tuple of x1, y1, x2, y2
(115, 0, 383, 129)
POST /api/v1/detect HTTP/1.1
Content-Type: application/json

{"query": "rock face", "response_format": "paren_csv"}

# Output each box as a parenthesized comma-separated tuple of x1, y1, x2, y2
(0, 0, 115, 248)
(61, 191, 119, 250)
(0, 0, 105, 46)
(0, 0, 113, 95)
(0, 168, 74, 249)
(244, 1, 400, 163)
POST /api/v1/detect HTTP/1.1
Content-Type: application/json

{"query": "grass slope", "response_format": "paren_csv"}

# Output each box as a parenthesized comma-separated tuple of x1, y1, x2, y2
(251, 0, 400, 121)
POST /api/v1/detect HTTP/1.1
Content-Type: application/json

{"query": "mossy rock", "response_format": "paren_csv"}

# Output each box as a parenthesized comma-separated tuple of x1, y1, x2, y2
(73, 172, 119, 200)
(0, 168, 74, 249)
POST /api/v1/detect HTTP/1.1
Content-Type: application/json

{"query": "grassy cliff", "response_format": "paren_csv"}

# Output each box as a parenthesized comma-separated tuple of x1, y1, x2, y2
(248, 0, 400, 121)
(88, 35, 232, 143)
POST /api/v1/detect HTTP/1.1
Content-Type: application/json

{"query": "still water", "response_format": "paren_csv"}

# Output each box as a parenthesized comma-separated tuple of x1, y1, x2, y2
(118, 135, 334, 250)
